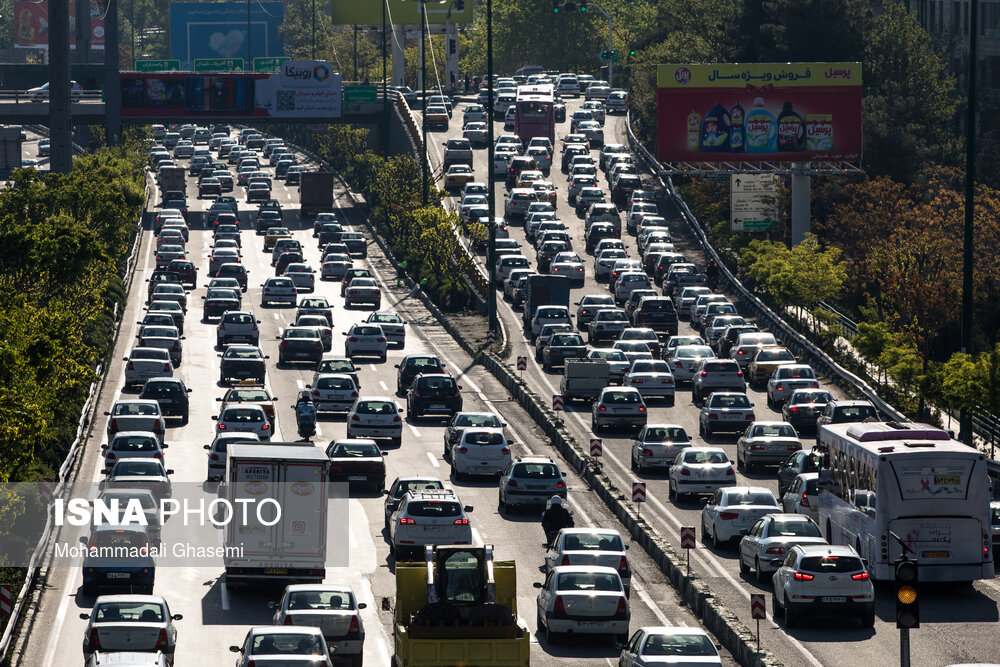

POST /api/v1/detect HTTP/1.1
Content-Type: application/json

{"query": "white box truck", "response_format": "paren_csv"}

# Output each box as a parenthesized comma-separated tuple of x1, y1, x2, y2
(222, 443, 330, 588)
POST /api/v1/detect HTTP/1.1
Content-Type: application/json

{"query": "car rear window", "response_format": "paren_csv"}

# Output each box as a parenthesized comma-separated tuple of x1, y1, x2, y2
(512, 463, 560, 479)
(356, 401, 397, 415)
(604, 391, 641, 404)
(329, 442, 380, 457)
(563, 533, 624, 552)
(406, 501, 462, 517)
(111, 436, 158, 452)
(113, 402, 159, 416)
(682, 450, 728, 464)
(771, 520, 822, 537)
(316, 376, 354, 390)
(555, 572, 621, 592)
(709, 394, 751, 408)
(464, 431, 505, 446)
(223, 409, 263, 422)
(799, 555, 864, 573)
(727, 491, 777, 506)
(643, 427, 689, 442)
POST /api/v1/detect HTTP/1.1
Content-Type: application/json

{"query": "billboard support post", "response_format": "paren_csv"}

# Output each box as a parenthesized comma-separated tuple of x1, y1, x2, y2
(791, 162, 810, 245)
(49, 0, 72, 174)
(246, 0, 251, 70)
(104, 0, 120, 146)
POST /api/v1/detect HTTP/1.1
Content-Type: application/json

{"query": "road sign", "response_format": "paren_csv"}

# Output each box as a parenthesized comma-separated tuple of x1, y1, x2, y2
(0, 585, 9, 617)
(599, 49, 619, 63)
(344, 85, 378, 104)
(486, 330, 496, 346)
(41, 477, 52, 504)
(632, 482, 646, 503)
(516, 356, 527, 371)
(731, 173, 777, 232)
(552, 394, 564, 412)
(589, 438, 602, 457)
(751, 593, 766, 620)
(680, 526, 696, 549)
(134, 59, 181, 72)
(193, 57, 245, 73)
(252, 56, 289, 72)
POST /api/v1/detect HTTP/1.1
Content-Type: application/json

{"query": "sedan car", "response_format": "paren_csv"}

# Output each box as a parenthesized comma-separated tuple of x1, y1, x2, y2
(747, 347, 797, 388)
(105, 459, 173, 500)
(668, 447, 736, 502)
(276, 326, 324, 365)
(325, 438, 386, 491)
(444, 164, 475, 190)
(81, 595, 182, 664)
(343, 323, 388, 361)
(782, 389, 834, 432)
(617, 626, 723, 666)
(365, 311, 406, 347)
(260, 277, 298, 307)
(201, 287, 241, 320)
(542, 332, 587, 371)
(344, 278, 382, 309)
(245, 181, 270, 201)
(623, 360, 675, 403)
(699, 392, 755, 436)
(135, 325, 183, 367)
(80, 525, 156, 596)
(346, 397, 403, 446)
(218, 345, 268, 384)
(105, 400, 165, 444)
(449, 428, 512, 479)
(268, 584, 366, 664)
(213, 404, 271, 441)
(294, 314, 333, 351)
(701, 486, 780, 548)
(535, 566, 629, 645)
(297, 297, 334, 326)
(544, 528, 632, 594)
(592, 387, 647, 433)
(736, 421, 803, 472)
(630, 424, 691, 475)
(772, 544, 874, 628)
(738, 513, 827, 583)
(588, 308, 630, 344)
(228, 627, 332, 667)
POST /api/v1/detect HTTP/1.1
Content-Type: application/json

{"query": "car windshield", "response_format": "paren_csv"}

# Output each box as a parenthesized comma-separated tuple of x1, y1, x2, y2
(726, 491, 777, 506)
(771, 520, 823, 537)
(95, 601, 164, 623)
(799, 555, 865, 573)
(682, 451, 728, 464)
(709, 395, 751, 408)
(643, 427, 689, 442)
(329, 442, 380, 457)
(251, 632, 324, 655)
(555, 572, 621, 592)
(287, 590, 354, 611)
(113, 403, 159, 416)
(642, 633, 717, 657)
(751, 424, 797, 438)
(563, 532, 624, 552)
(456, 414, 501, 428)
(356, 401, 397, 415)
(406, 501, 462, 517)
(512, 463, 559, 479)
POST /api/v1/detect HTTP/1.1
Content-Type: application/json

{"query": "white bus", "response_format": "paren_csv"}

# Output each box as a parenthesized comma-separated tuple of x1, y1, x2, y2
(815, 421, 994, 582)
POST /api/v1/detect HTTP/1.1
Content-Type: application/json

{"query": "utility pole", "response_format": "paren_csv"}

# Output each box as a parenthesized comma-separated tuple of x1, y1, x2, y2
(104, 0, 120, 145)
(961, 0, 979, 443)
(486, 0, 497, 332)
(311, 0, 316, 60)
(382, 0, 389, 156)
(246, 0, 252, 70)
(353, 25, 358, 81)
(49, 0, 72, 173)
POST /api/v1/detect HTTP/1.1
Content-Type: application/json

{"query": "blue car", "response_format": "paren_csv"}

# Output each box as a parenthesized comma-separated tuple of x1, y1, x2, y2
(81, 524, 155, 596)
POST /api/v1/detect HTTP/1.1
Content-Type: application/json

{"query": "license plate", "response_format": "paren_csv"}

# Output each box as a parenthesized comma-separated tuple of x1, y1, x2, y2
(724, 413, 741, 419)
(613, 408, 628, 414)
(106, 572, 131, 579)
(923, 551, 950, 558)
(265, 568, 288, 575)
(430, 404, 447, 410)
(471, 466, 491, 473)
(822, 596, 846, 603)
(235, 427, 254, 432)
(578, 621, 606, 628)
(348, 475, 367, 481)
(423, 526, 446, 533)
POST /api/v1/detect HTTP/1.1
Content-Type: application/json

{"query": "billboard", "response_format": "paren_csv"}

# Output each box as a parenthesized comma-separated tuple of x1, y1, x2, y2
(656, 63, 862, 163)
(331, 0, 474, 25)
(14, 1, 105, 50)
(169, 2, 284, 70)
(119, 60, 342, 119)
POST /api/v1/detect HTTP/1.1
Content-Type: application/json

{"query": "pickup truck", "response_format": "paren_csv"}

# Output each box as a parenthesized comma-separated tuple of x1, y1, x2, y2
(559, 359, 611, 403)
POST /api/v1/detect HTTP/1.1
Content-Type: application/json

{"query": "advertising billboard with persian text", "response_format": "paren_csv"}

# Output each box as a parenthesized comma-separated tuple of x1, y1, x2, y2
(656, 63, 862, 163)
(14, 0, 105, 49)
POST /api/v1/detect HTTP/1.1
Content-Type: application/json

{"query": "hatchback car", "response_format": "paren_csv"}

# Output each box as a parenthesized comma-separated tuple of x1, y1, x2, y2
(498, 455, 566, 512)
(276, 327, 324, 365)
(780, 472, 821, 521)
(80, 525, 157, 595)
(389, 489, 473, 560)
(213, 404, 271, 441)
(407, 373, 463, 419)
(617, 627, 722, 666)
(346, 397, 403, 446)
(260, 277, 297, 307)
(692, 359, 746, 404)
(81, 595, 181, 664)
(135, 325, 183, 367)
(630, 424, 691, 474)
(701, 486, 780, 548)
(772, 544, 874, 627)
(102, 431, 166, 474)
(765, 364, 818, 407)
(343, 323, 388, 361)
(623, 359, 676, 404)
(668, 447, 736, 502)
(738, 513, 827, 583)
(449, 428, 512, 479)
(218, 345, 267, 384)
(592, 387, 647, 432)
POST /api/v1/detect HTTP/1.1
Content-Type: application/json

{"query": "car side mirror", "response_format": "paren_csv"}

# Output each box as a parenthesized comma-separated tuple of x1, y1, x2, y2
(229, 646, 242, 653)
(211, 416, 219, 421)
(79, 612, 91, 619)
(203, 444, 211, 450)
(217, 353, 222, 358)
(267, 601, 278, 609)
(532, 582, 543, 589)
(464, 505, 474, 512)
(357, 602, 367, 610)
(161, 444, 169, 449)
(103, 411, 111, 416)
(264, 355, 270, 359)
(166, 469, 175, 475)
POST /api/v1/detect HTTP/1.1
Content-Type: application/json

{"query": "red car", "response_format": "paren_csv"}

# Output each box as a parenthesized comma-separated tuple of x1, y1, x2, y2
(167, 260, 197, 288)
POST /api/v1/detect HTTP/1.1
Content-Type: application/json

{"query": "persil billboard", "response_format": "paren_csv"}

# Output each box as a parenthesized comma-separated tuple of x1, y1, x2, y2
(656, 63, 862, 163)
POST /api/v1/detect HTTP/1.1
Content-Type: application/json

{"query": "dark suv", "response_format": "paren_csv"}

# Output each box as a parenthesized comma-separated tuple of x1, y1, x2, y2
(506, 156, 537, 189)
(138, 377, 192, 423)
(407, 373, 463, 419)
(815, 399, 880, 427)
(395, 354, 446, 395)
(632, 296, 678, 336)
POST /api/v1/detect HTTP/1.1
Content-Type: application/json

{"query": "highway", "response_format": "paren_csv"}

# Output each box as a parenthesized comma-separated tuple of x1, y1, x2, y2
(417, 93, 1000, 667)
(13, 126, 737, 666)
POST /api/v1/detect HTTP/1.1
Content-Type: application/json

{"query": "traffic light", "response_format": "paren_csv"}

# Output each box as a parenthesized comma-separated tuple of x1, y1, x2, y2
(629, 48, 636, 57)
(552, 1, 560, 12)
(455, 0, 465, 9)
(895, 557, 919, 629)
(580, 0, 587, 11)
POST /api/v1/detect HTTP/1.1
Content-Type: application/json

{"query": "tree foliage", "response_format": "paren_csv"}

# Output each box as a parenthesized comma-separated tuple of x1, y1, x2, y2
(737, 234, 846, 311)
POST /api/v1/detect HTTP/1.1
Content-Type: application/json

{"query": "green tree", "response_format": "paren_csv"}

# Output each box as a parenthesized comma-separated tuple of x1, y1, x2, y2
(940, 352, 980, 420)
(733, 0, 869, 63)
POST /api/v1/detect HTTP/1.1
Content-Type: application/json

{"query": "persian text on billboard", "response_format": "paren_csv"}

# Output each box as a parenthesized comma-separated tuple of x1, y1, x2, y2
(656, 63, 861, 163)
(14, 0, 105, 50)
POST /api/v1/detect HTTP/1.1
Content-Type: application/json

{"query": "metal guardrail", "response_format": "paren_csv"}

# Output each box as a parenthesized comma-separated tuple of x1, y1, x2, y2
(818, 300, 859, 338)
(624, 111, 907, 423)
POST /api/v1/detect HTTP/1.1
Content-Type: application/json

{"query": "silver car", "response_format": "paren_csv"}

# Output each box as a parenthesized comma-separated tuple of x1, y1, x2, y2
(123, 347, 174, 388)
(630, 424, 691, 474)
(698, 392, 755, 436)
(592, 386, 647, 432)
(269, 584, 365, 663)
(81, 595, 181, 664)
(229, 627, 332, 667)
(736, 421, 803, 472)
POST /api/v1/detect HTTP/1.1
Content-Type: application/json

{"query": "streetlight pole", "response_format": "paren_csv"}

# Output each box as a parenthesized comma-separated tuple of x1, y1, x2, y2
(584, 1, 614, 87)
(382, 0, 389, 156)
(246, 0, 252, 71)
(420, 0, 428, 205)
(486, 0, 497, 333)
(961, 0, 979, 442)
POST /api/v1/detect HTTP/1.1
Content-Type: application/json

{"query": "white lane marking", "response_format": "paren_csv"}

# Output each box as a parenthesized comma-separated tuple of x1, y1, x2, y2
(220, 579, 231, 611)
(296, 379, 304, 389)
(369, 364, 377, 372)
(348, 521, 358, 549)
(425, 451, 440, 468)
(315, 423, 323, 438)
(407, 423, 421, 438)
(273, 312, 279, 319)
(379, 380, 388, 391)
(471, 527, 484, 546)
(357, 578, 394, 666)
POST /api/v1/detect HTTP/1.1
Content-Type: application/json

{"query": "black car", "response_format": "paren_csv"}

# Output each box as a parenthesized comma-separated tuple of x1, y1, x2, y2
(782, 389, 834, 431)
(407, 373, 463, 419)
(612, 174, 642, 208)
(202, 288, 241, 320)
(339, 232, 368, 258)
(561, 145, 588, 173)
(633, 296, 678, 336)
(585, 222, 617, 253)
(146, 270, 182, 301)
(276, 327, 324, 364)
(317, 224, 345, 247)
(395, 354, 446, 395)
(138, 377, 192, 422)
(554, 101, 566, 123)
(777, 450, 819, 496)
(257, 199, 283, 220)
(219, 345, 268, 384)
(167, 260, 197, 289)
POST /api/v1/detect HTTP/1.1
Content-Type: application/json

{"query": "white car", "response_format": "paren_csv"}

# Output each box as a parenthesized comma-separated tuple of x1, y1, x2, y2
(544, 528, 632, 594)
(611, 340, 653, 366)
(213, 404, 271, 441)
(736, 421, 803, 472)
(666, 344, 716, 382)
(346, 397, 403, 446)
(772, 544, 874, 628)
(344, 278, 382, 309)
(529, 305, 573, 342)
(614, 271, 653, 304)
(321, 253, 354, 281)
(617, 626, 723, 666)
(595, 249, 628, 280)
(269, 584, 365, 663)
(449, 428, 512, 479)
(229, 627, 332, 667)
(103, 431, 166, 474)
(766, 364, 819, 407)
(668, 447, 736, 502)
(630, 424, 691, 474)
(575, 294, 616, 329)
(365, 311, 406, 347)
(295, 315, 333, 351)
(283, 263, 316, 292)
(389, 489, 473, 560)
(343, 323, 388, 360)
(698, 391, 755, 436)
(780, 472, 820, 521)
(535, 566, 629, 644)
(260, 276, 297, 307)
(588, 308, 629, 343)
(623, 359, 676, 403)
(738, 513, 827, 583)
(81, 595, 181, 664)
(308, 374, 359, 413)
(628, 202, 659, 234)
(701, 486, 780, 548)
(105, 399, 165, 444)
(123, 347, 174, 388)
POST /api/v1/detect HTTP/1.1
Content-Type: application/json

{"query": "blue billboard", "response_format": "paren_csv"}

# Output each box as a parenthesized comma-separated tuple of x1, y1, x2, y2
(169, 2, 284, 70)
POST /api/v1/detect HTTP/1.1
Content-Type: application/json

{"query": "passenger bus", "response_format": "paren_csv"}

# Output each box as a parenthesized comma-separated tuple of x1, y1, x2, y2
(514, 85, 555, 145)
(815, 421, 994, 582)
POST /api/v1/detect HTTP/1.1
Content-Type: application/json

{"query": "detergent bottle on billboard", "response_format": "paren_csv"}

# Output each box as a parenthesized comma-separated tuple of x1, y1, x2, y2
(686, 108, 701, 152)
(729, 99, 745, 153)
(744, 97, 775, 153)
(777, 101, 806, 151)
(700, 102, 730, 152)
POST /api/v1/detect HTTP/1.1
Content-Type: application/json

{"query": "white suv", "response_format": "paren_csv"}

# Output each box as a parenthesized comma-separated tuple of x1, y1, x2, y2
(449, 428, 512, 479)
(772, 544, 875, 628)
(389, 490, 473, 561)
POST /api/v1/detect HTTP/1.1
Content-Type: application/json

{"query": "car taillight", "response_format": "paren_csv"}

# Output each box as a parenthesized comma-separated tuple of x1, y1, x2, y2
(789, 407, 799, 412)
(726, 468, 735, 475)
(750, 444, 765, 451)
(155, 628, 168, 647)
(457, 446, 468, 454)
(454, 517, 469, 525)
(708, 414, 718, 420)
(793, 571, 814, 581)
(89, 627, 101, 648)
(852, 571, 869, 580)
(377, 337, 387, 343)
(746, 413, 754, 420)
(349, 337, 359, 342)
(616, 597, 627, 614)
(218, 423, 227, 430)
(700, 371, 707, 376)
(154, 419, 162, 431)
(765, 546, 786, 555)
(261, 423, 269, 431)
(737, 370, 743, 376)
(719, 511, 739, 520)
(400, 517, 415, 524)
(800, 492, 810, 507)
(501, 447, 510, 455)
(680, 468, 690, 476)
(553, 595, 565, 613)
(618, 556, 629, 573)
(638, 406, 646, 412)
(209, 453, 220, 461)
(106, 452, 117, 460)
(348, 614, 360, 635)
(776, 384, 784, 391)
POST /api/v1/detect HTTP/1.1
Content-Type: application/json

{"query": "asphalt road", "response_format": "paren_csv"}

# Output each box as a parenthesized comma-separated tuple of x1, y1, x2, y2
(417, 94, 1000, 667)
(13, 131, 738, 667)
